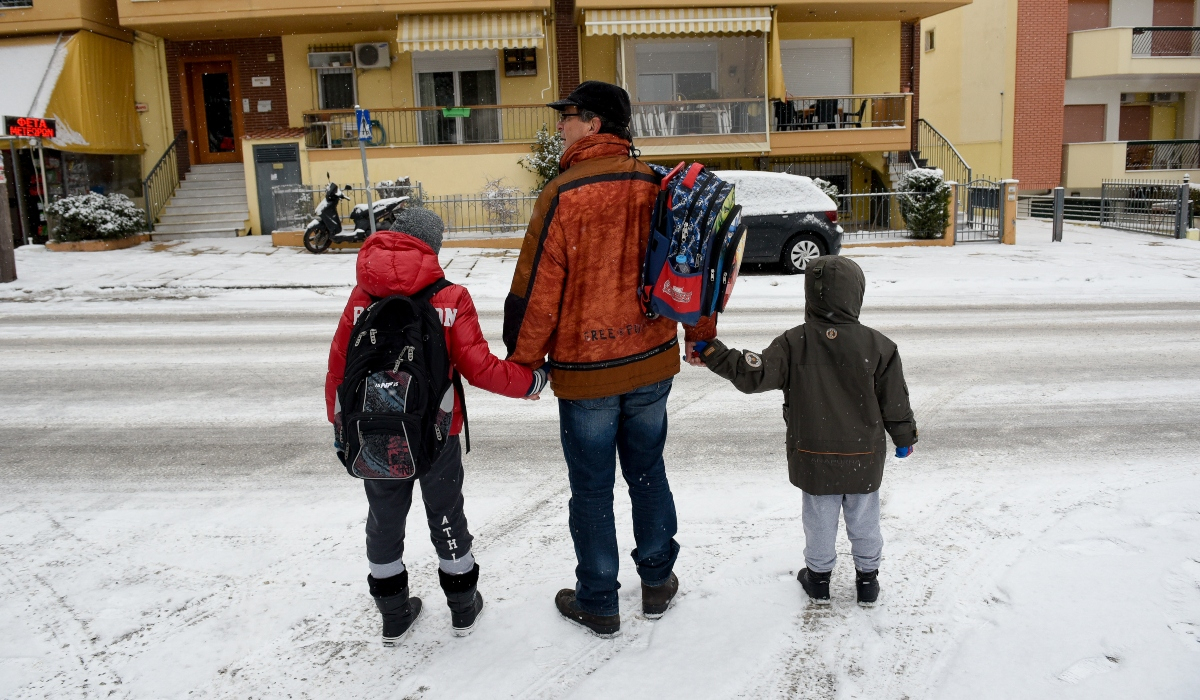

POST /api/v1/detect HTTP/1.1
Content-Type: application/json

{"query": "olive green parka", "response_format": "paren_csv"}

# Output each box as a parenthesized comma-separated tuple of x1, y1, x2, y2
(700, 256, 917, 495)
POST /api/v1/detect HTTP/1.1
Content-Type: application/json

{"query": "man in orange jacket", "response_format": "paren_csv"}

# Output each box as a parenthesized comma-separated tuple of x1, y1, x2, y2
(505, 81, 716, 637)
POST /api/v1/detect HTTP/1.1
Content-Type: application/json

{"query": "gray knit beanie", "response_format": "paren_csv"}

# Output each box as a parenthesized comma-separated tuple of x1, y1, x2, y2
(390, 206, 444, 253)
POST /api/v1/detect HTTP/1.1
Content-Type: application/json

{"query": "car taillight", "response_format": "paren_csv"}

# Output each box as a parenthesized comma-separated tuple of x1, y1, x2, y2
(826, 210, 838, 224)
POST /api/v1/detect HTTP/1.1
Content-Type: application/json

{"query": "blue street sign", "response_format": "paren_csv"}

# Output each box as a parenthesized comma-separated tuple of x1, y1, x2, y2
(356, 108, 372, 142)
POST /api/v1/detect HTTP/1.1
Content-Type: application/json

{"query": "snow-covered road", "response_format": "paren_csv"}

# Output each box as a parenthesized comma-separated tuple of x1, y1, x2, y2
(1, 222, 1199, 699)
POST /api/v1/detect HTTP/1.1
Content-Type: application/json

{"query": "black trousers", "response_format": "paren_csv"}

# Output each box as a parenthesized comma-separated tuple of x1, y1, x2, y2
(363, 436, 473, 570)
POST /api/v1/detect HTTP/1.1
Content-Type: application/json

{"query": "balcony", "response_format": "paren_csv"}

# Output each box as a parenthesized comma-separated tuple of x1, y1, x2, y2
(302, 104, 558, 152)
(0, 0, 126, 39)
(770, 94, 912, 156)
(1069, 27, 1200, 79)
(632, 99, 770, 157)
(1062, 140, 1200, 188)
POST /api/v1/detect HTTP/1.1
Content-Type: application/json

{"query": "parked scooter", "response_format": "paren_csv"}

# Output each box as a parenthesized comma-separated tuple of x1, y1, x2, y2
(303, 183, 410, 254)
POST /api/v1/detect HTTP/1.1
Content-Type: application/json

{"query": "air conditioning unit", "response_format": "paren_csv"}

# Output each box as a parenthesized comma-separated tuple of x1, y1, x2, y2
(308, 51, 354, 69)
(355, 43, 391, 70)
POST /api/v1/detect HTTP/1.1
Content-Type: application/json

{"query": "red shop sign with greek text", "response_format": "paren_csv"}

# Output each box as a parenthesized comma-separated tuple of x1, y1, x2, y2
(5, 116, 57, 139)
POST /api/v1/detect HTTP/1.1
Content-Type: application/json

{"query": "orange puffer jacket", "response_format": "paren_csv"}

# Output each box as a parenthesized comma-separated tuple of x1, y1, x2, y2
(503, 134, 715, 400)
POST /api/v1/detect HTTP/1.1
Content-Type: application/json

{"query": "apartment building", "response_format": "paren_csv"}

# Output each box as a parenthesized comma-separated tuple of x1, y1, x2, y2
(0, 0, 143, 242)
(922, 0, 1200, 193)
(6, 0, 972, 241)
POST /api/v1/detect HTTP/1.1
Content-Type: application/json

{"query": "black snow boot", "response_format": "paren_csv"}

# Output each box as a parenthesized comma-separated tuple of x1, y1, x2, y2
(856, 570, 880, 607)
(439, 563, 484, 637)
(555, 589, 620, 638)
(798, 568, 832, 605)
(642, 572, 679, 619)
(368, 571, 422, 647)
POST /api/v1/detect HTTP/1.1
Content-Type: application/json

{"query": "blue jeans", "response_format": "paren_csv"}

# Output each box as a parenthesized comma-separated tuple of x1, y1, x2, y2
(558, 378, 680, 616)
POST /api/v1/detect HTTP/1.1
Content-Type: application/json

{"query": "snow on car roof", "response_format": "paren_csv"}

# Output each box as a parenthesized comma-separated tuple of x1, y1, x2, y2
(714, 170, 837, 217)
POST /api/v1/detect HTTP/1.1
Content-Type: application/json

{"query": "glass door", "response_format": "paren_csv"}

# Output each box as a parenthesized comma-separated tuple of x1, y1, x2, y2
(417, 67, 499, 145)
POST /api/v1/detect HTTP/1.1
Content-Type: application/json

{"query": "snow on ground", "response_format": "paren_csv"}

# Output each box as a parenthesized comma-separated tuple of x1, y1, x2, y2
(1, 221, 1199, 699)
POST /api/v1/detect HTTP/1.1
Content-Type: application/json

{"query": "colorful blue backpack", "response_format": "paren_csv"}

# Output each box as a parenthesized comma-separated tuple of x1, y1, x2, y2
(640, 162, 747, 325)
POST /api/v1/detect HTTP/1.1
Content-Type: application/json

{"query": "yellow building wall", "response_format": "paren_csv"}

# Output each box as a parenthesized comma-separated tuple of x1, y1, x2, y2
(581, 34, 618, 84)
(919, 0, 1017, 181)
(309, 150, 539, 198)
(776, 21, 902, 95)
(133, 32, 173, 174)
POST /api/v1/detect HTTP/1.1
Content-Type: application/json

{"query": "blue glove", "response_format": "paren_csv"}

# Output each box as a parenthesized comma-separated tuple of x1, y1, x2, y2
(895, 445, 913, 458)
(692, 340, 709, 354)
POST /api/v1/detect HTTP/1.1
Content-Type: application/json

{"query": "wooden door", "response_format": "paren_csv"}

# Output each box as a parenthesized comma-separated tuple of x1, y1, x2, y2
(187, 61, 242, 164)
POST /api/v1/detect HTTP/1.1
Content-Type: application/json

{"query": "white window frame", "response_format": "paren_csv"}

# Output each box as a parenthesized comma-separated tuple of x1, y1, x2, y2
(411, 50, 502, 145)
(316, 67, 357, 110)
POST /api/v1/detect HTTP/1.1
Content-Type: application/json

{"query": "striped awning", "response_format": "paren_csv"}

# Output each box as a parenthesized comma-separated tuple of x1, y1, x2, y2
(584, 7, 771, 36)
(398, 12, 545, 52)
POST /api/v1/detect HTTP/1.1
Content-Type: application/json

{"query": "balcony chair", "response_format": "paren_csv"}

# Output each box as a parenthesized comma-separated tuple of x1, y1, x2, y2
(843, 100, 868, 128)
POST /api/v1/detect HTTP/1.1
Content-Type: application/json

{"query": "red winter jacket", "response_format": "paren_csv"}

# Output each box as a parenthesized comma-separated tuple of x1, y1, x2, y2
(325, 232, 535, 433)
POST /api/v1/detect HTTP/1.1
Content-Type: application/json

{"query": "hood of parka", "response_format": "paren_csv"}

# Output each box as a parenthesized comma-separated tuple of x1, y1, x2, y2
(559, 133, 632, 170)
(356, 231, 445, 299)
(804, 256, 865, 325)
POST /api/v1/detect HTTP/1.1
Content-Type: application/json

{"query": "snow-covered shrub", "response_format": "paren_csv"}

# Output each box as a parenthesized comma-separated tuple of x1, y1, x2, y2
(480, 177, 523, 227)
(46, 193, 145, 242)
(897, 168, 951, 240)
(812, 177, 840, 199)
(519, 125, 564, 192)
(377, 177, 423, 207)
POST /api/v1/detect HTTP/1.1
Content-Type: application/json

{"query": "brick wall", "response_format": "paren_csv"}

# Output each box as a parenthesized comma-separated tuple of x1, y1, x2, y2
(165, 37, 289, 167)
(901, 21, 921, 151)
(1013, 0, 1068, 189)
(554, 0, 580, 97)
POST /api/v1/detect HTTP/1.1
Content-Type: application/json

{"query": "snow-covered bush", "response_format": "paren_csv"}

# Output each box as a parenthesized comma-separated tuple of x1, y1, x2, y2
(812, 177, 840, 199)
(519, 125, 564, 192)
(377, 177, 423, 207)
(480, 177, 523, 227)
(897, 168, 951, 240)
(46, 193, 145, 242)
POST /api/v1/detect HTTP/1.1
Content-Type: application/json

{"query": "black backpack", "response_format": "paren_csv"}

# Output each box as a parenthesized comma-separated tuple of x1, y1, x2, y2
(335, 278, 469, 480)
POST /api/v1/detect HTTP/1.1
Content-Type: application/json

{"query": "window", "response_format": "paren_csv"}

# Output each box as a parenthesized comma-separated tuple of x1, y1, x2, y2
(0, 0, 34, 7)
(317, 68, 355, 110)
(1067, 0, 1110, 32)
(412, 50, 500, 145)
(925, 29, 935, 52)
(1063, 104, 1107, 143)
(780, 39, 852, 96)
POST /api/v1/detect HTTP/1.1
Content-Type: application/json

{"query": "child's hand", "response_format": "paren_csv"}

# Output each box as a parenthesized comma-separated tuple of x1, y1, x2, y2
(685, 341, 707, 367)
(524, 367, 548, 400)
(895, 445, 913, 458)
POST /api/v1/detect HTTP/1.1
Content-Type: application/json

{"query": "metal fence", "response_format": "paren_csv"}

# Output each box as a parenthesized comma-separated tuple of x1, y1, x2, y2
(836, 190, 948, 242)
(1018, 179, 1191, 238)
(272, 183, 538, 236)
(631, 99, 767, 138)
(303, 105, 558, 149)
(1126, 140, 1200, 171)
(1132, 27, 1200, 57)
(771, 95, 908, 131)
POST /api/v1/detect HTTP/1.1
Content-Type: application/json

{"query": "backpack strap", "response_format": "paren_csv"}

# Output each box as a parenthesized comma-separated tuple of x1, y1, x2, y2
(453, 371, 470, 455)
(413, 277, 453, 303)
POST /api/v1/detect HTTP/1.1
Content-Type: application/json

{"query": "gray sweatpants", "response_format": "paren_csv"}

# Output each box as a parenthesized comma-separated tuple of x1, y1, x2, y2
(802, 490, 882, 573)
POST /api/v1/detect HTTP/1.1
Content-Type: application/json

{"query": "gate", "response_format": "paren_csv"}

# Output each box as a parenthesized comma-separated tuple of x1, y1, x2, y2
(1099, 179, 1190, 238)
(956, 178, 1003, 243)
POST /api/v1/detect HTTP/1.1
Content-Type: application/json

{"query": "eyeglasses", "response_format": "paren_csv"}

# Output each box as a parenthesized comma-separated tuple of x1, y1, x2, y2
(558, 111, 584, 123)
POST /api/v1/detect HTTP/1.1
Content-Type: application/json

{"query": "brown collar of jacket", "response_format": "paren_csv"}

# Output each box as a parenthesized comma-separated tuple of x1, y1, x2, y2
(503, 134, 716, 400)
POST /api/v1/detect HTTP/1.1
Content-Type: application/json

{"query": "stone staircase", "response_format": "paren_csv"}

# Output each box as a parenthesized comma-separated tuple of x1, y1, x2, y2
(149, 163, 250, 241)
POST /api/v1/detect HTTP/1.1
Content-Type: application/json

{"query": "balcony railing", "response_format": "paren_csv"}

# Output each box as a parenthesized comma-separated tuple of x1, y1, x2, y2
(1126, 140, 1200, 170)
(1132, 27, 1200, 57)
(303, 104, 559, 150)
(772, 95, 908, 131)
(631, 99, 767, 139)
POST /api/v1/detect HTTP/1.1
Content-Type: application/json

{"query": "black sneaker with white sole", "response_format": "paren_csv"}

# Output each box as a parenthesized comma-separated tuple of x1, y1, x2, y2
(439, 564, 484, 637)
(368, 572, 423, 647)
(642, 572, 679, 619)
(856, 569, 880, 607)
(555, 589, 620, 638)
(798, 568, 832, 605)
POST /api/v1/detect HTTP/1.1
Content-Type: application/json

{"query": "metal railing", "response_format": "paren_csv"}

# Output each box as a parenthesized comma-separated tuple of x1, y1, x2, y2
(1126, 140, 1200, 171)
(142, 130, 189, 232)
(1100, 179, 1190, 237)
(772, 95, 908, 132)
(631, 99, 767, 138)
(1018, 194, 1104, 224)
(837, 190, 948, 241)
(303, 105, 559, 149)
(1132, 27, 1200, 57)
(273, 183, 538, 236)
(916, 119, 972, 185)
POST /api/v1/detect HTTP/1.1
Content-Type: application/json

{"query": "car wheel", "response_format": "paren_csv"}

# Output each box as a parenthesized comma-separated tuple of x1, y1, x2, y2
(782, 234, 825, 274)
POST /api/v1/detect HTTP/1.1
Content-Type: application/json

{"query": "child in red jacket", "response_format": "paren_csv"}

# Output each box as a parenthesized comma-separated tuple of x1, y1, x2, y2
(325, 207, 546, 645)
